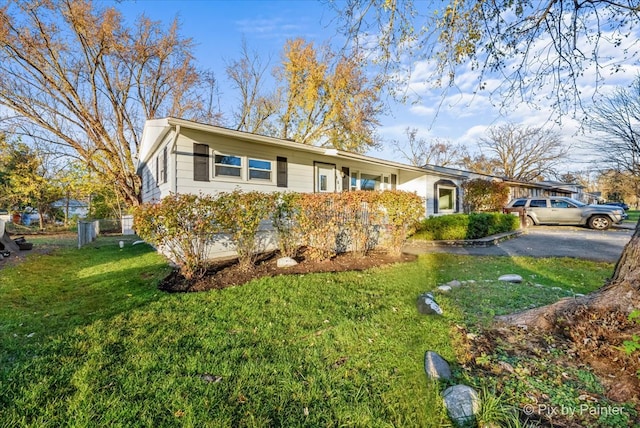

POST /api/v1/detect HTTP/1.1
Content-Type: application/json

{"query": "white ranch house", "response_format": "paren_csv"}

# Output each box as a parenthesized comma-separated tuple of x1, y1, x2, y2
(138, 117, 467, 215)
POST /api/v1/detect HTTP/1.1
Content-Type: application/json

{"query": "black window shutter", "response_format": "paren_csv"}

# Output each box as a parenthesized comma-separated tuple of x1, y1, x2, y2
(342, 167, 350, 191)
(277, 156, 288, 188)
(193, 143, 209, 182)
(391, 173, 397, 190)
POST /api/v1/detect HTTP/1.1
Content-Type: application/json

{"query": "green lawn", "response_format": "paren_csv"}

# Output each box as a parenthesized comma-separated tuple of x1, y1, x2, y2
(624, 210, 640, 224)
(0, 236, 617, 427)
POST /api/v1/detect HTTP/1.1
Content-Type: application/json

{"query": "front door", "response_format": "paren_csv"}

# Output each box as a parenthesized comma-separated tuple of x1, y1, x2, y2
(315, 162, 336, 192)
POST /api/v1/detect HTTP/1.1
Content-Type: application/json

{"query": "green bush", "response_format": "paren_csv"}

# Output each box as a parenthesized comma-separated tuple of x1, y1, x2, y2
(416, 212, 519, 240)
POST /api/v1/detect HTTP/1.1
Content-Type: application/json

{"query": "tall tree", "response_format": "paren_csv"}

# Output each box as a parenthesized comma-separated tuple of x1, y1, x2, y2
(479, 123, 568, 181)
(0, 138, 63, 229)
(275, 38, 382, 152)
(226, 41, 279, 135)
(330, 1, 640, 113)
(0, 0, 203, 206)
(392, 127, 467, 167)
(588, 76, 640, 201)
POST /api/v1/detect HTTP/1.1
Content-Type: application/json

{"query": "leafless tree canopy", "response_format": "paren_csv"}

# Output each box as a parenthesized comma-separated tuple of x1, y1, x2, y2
(0, 0, 204, 205)
(479, 123, 569, 181)
(328, 0, 640, 113)
(589, 76, 640, 180)
(392, 127, 467, 167)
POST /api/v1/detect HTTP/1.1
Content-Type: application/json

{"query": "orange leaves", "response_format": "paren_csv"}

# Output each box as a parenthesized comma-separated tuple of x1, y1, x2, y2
(134, 190, 423, 276)
(276, 38, 381, 152)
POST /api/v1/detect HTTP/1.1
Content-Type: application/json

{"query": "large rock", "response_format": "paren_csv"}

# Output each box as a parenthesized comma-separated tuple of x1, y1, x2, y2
(276, 256, 298, 268)
(424, 351, 452, 380)
(498, 274, 523, 283)
(443, 384, 480, 427)
(416, 293, 443, 315)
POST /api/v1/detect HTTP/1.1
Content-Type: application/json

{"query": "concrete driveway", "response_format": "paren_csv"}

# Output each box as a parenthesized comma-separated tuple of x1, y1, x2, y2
(405, 225, 635, 263)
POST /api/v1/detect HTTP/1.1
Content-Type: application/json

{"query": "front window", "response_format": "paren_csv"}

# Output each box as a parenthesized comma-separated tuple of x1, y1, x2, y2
(248, 159, 272, 181)
(360, 173, 380, 191)
(438, 187, 455, 211)
(215, 155, 242, 178)
(511, 199, 526, 207)
(350, 171, 359, 191)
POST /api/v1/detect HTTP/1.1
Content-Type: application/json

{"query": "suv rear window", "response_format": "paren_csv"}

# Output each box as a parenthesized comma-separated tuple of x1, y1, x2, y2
(529, 200, 548, 208)
(511, 199, 526, 207)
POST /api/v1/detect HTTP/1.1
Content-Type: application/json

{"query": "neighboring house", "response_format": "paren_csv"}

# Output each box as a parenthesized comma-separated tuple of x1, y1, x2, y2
(422, 164, 583, 204)
(52, 198, 89, 218)
(138, 117, 468, 216)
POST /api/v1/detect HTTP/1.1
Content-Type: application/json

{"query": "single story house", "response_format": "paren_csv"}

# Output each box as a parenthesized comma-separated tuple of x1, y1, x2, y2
(138, 117, 469, 216)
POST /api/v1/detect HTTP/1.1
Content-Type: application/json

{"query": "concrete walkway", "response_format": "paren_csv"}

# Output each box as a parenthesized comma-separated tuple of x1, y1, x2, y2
(404, 224, 635, 263)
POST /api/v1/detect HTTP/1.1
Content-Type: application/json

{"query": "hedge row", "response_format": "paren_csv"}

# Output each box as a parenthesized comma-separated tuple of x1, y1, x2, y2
(134, 190, 424, 279)
(414, 212, 520, 241)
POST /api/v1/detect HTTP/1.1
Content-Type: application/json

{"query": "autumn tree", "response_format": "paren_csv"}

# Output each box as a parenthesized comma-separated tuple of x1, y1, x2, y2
(457, 153, 501, 177)
(0, 138, 63, 229)
(598, 169, 639, 207)
(392, 127, 467, 167)
(275, 38, 382, 152)
(0, 0, 204, 206)
(479, 123, 568, 181)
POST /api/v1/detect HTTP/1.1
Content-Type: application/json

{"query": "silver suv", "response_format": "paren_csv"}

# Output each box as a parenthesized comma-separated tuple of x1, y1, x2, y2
(505, 197, 627, 230)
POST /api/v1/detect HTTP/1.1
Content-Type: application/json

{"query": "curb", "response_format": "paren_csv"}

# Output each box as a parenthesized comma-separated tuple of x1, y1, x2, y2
(407, 229, 526, 249)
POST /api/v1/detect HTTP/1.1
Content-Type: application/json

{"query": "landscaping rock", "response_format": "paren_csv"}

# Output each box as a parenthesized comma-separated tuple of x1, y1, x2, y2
(416, 293, 443, 315)
(498, 274, 523, 283)
(443, 384, 480, 427)
(424, 351, 452, 380)
(447, 280, 462, 288)
(276, 256, 298, 268)
(437, 285, 452, 292)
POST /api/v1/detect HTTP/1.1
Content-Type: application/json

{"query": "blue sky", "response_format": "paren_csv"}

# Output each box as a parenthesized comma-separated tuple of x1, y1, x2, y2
(111, 0, 640, 172)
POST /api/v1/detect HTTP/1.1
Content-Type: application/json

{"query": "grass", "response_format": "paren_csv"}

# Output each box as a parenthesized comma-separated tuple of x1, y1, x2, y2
(624, 210, 640, 224)
(0, 235, 617, 427)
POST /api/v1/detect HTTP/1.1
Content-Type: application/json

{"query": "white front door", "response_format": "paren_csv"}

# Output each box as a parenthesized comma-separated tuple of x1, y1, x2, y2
(316, 162, 336, 192)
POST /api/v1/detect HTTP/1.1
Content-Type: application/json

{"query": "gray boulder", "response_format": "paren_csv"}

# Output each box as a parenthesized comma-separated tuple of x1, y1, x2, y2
(416, 293, 443, 315)
(437, 285, 452, 292)
(424, 351, 452, 380)
(446, 280, 462, 288)
(498, 274, 523, 283)
(443, 384, 480, 427)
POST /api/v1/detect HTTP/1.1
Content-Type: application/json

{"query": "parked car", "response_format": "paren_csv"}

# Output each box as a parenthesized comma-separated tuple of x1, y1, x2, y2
(504, 197, 628, 230)
(602, 201, 629, 211)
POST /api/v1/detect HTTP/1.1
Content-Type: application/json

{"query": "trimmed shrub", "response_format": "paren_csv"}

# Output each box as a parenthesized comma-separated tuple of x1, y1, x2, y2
(415, 214, 469, 240)
(415, 212, 519, 240)
(462, 179, 510, 213)
(133, 194, 222, 280)
(375, 190, 424, 255)
(136, 190, 426, 274)
(215, 190, 277, 270)
(272, 192, 302, 258)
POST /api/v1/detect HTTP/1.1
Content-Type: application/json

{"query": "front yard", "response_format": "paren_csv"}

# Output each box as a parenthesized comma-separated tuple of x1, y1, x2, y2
(0, 235, 634, 427)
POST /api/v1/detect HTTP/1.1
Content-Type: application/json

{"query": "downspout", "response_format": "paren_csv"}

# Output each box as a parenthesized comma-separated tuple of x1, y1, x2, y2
(171, 125, 181, 194)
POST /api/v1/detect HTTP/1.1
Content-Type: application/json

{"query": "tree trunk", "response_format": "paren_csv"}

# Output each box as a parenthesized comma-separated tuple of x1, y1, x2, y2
(497, 221, 640, 330)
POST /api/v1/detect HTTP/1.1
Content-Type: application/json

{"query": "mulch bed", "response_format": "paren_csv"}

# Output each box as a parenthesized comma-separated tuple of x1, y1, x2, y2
(159, 249, 417, 292)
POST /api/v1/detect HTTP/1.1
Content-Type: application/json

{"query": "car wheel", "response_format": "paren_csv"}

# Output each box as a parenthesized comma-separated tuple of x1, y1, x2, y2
(525, 215, 534, 227)
(588, 215, 611, 230)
